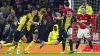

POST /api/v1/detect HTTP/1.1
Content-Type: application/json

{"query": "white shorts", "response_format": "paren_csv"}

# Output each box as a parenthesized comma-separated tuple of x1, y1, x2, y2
(67, 28, 72, 35)
(77, 28, 90, 38)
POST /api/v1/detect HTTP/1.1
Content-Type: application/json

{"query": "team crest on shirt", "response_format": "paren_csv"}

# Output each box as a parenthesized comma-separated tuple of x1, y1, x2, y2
(85, 17, 87, 19)
(80, 20, 87, 22)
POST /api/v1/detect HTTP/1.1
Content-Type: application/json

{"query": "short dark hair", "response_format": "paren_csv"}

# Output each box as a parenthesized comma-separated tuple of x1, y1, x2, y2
(41, 6, 46, 9)
(31, 7, 37, 11)
(64, 2, 70, 7)
(24, 10, 29, 15)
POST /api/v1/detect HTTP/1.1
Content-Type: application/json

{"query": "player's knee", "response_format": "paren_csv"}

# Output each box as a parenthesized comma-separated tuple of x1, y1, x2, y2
(21, 36, 27, 42)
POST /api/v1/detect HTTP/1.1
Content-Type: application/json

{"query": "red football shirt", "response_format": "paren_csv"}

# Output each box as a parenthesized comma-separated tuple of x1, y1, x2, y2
(63, 7, 71, 16)
(76, 14, 91, 29)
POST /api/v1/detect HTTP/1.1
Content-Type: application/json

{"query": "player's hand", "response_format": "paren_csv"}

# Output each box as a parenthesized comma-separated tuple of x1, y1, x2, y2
(34, 29, 38, 32)
(87, 26, 91, 30)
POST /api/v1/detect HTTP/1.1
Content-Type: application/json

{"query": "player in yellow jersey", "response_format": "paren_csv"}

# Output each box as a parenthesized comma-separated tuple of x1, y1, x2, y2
(38, 6, 46, 21)
(16, 7, 40, 54)
(0, 10, 30, 49)
(24, 7, 40, 54)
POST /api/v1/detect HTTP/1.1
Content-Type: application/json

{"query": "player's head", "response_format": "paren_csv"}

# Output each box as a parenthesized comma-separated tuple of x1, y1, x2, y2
(53, 26, 57, 31)
(64, 2, 69, 7)
(40, 6, 46, 15)
(81, 6, 86, 14)
(31, 7, 38, 16)
(67, 9, 73, 17)
(24, 10, 29, 16)
(3, 2, 7, 7)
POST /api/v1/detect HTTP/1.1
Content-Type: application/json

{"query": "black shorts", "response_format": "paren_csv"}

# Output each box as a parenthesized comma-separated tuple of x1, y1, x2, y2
(57, 37, 63, 42)
(31, 27, 39, 34)
(14, 30, 21, 42)
(22, 30, 30, 38)
(57, 32, 68, 42)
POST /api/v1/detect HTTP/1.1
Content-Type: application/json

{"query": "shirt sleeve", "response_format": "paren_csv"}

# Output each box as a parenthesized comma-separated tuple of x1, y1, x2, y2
(35, 16, 40, 22)
(88, 15, 92, 24)
(72, 16, 77, 22)
(17, 16, 26, 31)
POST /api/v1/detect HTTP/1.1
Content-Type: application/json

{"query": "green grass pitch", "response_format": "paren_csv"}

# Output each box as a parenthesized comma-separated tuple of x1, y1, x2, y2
(0, 53, 100, 56)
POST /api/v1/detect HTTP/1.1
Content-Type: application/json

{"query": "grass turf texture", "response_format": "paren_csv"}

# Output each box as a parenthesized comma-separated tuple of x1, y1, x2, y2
(0, 53, 100, 56)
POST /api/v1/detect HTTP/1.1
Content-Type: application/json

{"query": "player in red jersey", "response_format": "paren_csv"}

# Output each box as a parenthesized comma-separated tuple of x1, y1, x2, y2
(63, 1, 74, 16)
(74, 6, 93, 53)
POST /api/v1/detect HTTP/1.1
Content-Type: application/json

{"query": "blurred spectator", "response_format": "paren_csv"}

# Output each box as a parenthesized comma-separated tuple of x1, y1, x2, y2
(87, 0, 100, 12)
(52, 11, 62, 27)
(3, 6, 18, 42)
(0, 12, 6, 41)
(31, 0, 38, 6)
(39, 0, 48, 7)
(39, 19, 48, 42)
(6, 6, 18, 26)
(77, 0, 93, 15)
(59, 4, 64, 16)
(6, 0, 11, 6)
(46, 24, 59, 43)
(27, 4, 33, 13)
(42, 9, 53, 40)
(0, 0, 3, 8)
(49, 2, 58, 13)
(15, 0, 23, 4)
(9, 0, 17, 9)
(47, 6, 52, 16)
(19, 0, 30, 10)
(55, 0, 64, 6)
(36, 4, 41, 11)
(49, 0, 55, 4)
(0, 2, 10, 18)
(16, 5, 23, 21)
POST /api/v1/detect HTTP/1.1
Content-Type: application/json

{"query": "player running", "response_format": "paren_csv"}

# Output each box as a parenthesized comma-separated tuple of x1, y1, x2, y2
(24, 7, 40, 54)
